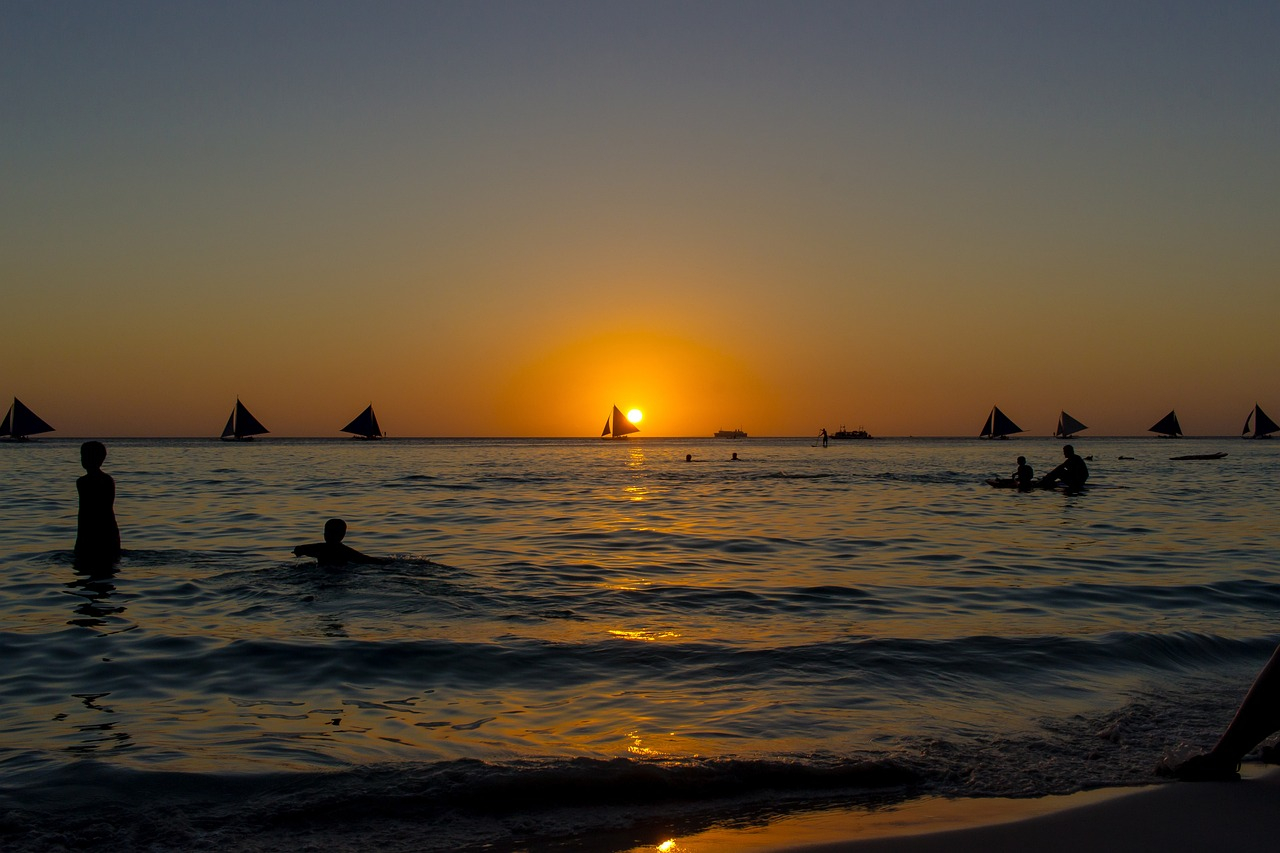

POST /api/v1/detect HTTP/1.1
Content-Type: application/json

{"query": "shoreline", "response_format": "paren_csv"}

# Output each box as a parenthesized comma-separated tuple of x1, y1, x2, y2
(625, 766, 1279, 853)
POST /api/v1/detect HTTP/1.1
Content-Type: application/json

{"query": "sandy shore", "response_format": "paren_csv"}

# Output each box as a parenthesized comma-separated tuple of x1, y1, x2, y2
(630, 766, 1279, 853)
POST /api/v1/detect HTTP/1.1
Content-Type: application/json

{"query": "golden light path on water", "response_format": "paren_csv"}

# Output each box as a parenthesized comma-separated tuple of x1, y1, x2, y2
(2, 436, 1278, 852)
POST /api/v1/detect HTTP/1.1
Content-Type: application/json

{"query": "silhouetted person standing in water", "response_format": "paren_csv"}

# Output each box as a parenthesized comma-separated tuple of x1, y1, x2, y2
(1174, 643, 1280, 781)
(819, 428, 829, 448)
(293, 518, 388, 566)
(75, 441, 120, 568)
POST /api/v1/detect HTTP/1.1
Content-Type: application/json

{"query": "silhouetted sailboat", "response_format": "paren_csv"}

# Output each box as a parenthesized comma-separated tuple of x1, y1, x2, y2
(1, 398, 55, 441)
(979, 406, 1023, 439)
(220, 398, 269, 441)
(341, 404, 383, 439)
(1149, 410, 1182, 438)
(1242, 404, 1278, 439)
(1054, 411, 1088, 439)
(600, 405, 639, 439)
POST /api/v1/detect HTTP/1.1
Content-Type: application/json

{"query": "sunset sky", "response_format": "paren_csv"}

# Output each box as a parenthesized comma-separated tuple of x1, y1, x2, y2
(4, 1, 1277, 437)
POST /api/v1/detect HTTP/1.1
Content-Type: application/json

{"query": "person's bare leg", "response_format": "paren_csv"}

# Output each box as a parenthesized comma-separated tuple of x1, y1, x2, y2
(1177, 644, 1280, 780)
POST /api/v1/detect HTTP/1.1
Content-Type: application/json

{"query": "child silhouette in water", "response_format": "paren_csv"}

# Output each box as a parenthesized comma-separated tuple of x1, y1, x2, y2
(75, 441, 121, 568)
(293, 518, 388, 566)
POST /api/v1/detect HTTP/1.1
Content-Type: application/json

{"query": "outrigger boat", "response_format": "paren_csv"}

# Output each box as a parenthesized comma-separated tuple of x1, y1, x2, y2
(979, 406, 1023, 439)
(0, 398, 54, 441)
(1149, 410, 1182, 438)
(341, 404, 384, 439)
(220, 399, 269, 441)
(1242, 404, 1278, 439)
(600, 405, 639, 439)
(1054, 411, 1087, 439)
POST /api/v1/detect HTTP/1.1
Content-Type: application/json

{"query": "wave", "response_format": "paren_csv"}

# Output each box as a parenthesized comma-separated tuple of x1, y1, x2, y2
(5, 628, 1271, 699)
(0, 755, 922, 852)
(2, 688, 1264, 853)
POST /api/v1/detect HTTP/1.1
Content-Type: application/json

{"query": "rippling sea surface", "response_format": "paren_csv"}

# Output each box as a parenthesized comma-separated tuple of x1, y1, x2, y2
(2, 436, 1278, 850)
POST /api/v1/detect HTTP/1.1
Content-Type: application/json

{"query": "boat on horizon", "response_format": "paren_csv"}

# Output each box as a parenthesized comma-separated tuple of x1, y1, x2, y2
(979, 406, 1023, 440)
(714, 428, 747, 439)
(1054, 411, 1087, 439)
(220, 398, 269, 441)
(1149, 410, 1182, 438)
(831, 426, 873, 439)
(1241, 404, 1278, 439)
(341, 404, 384, 439)
(1, 398, 55, 441)
(600, 405, 639, 439)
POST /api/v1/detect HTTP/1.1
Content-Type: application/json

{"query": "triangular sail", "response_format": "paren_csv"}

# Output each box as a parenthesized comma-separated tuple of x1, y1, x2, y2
(613, 405, 639, 437)
(601, 405, 639, 438)
(1149, 410, 1182, 437)
(225, 399, 269, 439)
(341, 404, 382, 438)
(1055, 411, 1087, 438)
(1256, 406, 1280, 437)
(5, 398, 55, 438)
(1243, 404, 1279, 438)
(980, 406, 1023, 438)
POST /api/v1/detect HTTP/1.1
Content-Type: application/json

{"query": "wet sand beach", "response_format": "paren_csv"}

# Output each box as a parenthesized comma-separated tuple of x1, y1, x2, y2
(636, 767, 1279, 853)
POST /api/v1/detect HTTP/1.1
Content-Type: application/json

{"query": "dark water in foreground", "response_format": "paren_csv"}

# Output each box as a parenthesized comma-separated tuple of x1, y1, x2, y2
(2, 436, 1278, 850)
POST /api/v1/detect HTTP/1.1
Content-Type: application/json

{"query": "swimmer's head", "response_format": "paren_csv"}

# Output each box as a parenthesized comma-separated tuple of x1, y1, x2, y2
(323, 518, 347, 543)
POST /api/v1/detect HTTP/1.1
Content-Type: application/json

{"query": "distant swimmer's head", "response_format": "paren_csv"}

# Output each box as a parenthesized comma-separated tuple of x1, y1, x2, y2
(323, 518, 347, 543)
(80, 441, 107, 471)
(685, 454, 692, 462)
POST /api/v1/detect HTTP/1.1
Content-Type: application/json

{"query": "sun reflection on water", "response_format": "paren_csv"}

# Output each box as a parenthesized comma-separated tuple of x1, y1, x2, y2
(608, 628, 681, 642)
(626, 446, 645, 469)
(626, 730, 659, 758)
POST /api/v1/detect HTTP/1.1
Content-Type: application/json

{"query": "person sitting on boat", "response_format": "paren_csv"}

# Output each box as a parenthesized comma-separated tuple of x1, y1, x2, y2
(1040, 444, 1089, 490)
(293, 518, 389, 566)
(1012, 456, 1035, 490)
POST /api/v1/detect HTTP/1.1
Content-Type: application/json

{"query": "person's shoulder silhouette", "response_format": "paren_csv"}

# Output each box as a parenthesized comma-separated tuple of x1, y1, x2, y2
(293, 518, 388, 566)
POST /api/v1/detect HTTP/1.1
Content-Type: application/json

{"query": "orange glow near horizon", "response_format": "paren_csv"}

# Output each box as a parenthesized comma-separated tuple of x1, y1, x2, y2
(497, 330, 777, 437)
(5, 7, 1279, 438)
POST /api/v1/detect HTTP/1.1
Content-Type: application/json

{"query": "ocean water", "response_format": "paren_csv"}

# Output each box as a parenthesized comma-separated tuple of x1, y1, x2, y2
(1, 436, 1278, 851)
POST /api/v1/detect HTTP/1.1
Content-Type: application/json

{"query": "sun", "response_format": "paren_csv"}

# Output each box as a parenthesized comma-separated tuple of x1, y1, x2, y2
(627, 408, 643, 424)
